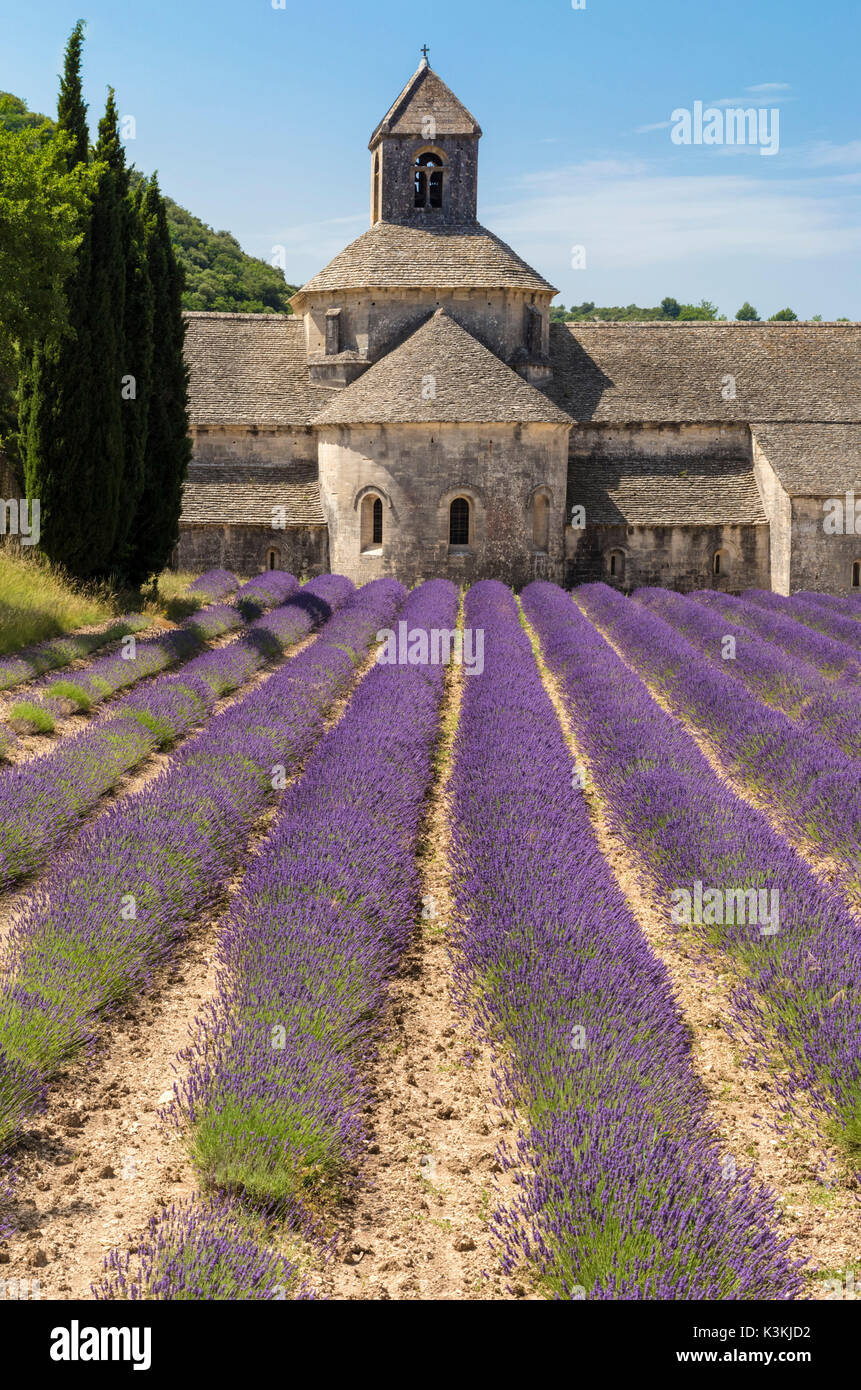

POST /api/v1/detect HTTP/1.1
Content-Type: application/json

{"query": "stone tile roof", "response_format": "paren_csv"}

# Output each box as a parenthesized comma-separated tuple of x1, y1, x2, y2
(548, 321, 861, 423)
(184, 313, 336, 427)
(312, 309, 573, 426)
(293, 219, 556, 297)
(566, 453, 768, 526)
(369, 60, 481, 145)
(751, 423, 861, 496)
(180, 465, 326, 527)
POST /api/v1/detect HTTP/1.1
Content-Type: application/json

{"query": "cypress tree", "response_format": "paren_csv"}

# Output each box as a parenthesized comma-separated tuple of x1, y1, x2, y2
(111, 177, 153, 574)
(21, 44, 127, 577)
(57, 20, 88, 169)
(20, 22, 95, 575)
(125, 176, 190, 585)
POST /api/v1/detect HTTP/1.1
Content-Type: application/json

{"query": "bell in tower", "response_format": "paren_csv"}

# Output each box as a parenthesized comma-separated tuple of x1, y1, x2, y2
(368, 52, 482, 227)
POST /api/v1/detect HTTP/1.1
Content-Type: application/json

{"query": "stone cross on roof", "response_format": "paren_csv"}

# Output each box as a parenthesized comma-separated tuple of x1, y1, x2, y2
(421, 45, 430, 62)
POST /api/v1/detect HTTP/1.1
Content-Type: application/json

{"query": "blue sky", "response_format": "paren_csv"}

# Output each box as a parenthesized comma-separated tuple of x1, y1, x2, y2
(3, 0, 860, 317)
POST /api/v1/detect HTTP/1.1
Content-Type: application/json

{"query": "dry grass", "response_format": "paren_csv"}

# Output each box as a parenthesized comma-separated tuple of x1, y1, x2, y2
(0, 550, 206, 657)
(0, 549, 115, 654)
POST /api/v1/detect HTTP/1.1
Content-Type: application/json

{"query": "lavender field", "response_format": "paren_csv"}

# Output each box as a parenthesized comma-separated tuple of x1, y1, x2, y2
(0, 576, 859, 1303)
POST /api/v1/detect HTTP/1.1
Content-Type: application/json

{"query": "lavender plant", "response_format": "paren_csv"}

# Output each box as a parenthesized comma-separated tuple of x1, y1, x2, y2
(576, 584, 861, 910)
(691, 590, 861, 680)
(0, 615, 150, 693)
(448, 580, 801, 1299)
(0, 578, 346, 889)
(187, 569, 241, 603)
(0, 578, 404, 1151)
(178, 580, 458, 1212)
(94, 1196, 315, 1300)
(635, 588, 861, 760)
(524, 581, 861, 1157)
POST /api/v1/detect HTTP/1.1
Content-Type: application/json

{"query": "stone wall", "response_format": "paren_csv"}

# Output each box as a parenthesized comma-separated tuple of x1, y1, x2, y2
(190, 426, 316, 468)
(565, 521, 770, 592)
(569, 421, 752, 463)
(301, 287, 552, 373)
(374, 135, 479, 226)
(752, 435, 792, 594)
(788, 497, 861, 593)
(176, 524, 328, 578)
(317, 420, 569, 587)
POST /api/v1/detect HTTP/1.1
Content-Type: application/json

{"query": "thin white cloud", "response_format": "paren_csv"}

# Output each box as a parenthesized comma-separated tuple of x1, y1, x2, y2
(635, 120, 672, 134)
(485, 161, 861, 273)
(746, 82, 792, 92)
(706, 95, 795, 108)
(799, 140, 861, 167)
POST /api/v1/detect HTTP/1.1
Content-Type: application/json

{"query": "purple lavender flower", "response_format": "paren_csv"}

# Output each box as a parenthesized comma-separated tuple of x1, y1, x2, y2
(453, 580, 803, 1299)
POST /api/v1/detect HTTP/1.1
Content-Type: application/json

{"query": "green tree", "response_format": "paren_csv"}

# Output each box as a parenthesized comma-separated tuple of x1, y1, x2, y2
(769, 307, 798, 321)
(125, 176, 190, 584)
(679, 299, 720, 321)
(112, 178, 154, 573)
(660, 297, 681, 319)
(20, 47, 128, 578)
(735, 302, 760, 321)
(57, 20, 88, 169)
(0, 121, 90, 467)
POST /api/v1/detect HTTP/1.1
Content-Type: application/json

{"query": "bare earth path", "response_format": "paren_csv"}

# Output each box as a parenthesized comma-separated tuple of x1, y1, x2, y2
(525, 603, 861, 1298)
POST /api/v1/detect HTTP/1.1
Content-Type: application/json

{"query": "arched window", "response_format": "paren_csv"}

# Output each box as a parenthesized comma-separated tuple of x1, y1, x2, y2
(532, 493, 550, 552)
(713, 549, 728, 577)
(449, 497, 470, 546)
(414, 152, 444, 209)
(267, 547, 280, 571)
(853, 560, 861, 589)
(360, 493, 384, 552)
(373, 153, 380, 224)
(608, 549, 625, 581)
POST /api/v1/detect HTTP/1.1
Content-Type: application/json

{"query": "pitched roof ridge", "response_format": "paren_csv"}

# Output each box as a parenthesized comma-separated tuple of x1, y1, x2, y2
(311, 309, 572, 426)
(369, 61, 481, 147)
(292, 219, 557, 299)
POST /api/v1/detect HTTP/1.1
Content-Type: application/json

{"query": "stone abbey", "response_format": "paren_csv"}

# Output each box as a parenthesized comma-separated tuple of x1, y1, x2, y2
(180, 56, 861, 594)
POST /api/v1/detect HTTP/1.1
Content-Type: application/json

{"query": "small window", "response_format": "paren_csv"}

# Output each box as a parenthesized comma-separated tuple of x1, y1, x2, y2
(325, 308, 341, 356)
(449, 497, 470, 547)
(373, 153, 380, 224)
(267, 548, 280, 570)
(360, 493, 384, 552)
(608, 549, 625, 581)
(414, 151, 444, 210)
(713, 549, 728, 577)
(532, 492, 550, 552)
(853, 560, 861, 589)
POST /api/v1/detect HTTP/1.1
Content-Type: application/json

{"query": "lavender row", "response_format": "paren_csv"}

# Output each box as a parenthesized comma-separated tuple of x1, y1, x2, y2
(577, 583, 861, 907)
(0, 577, 347, 891)
(5, 575, 300, 737)
(234, 571, 301, 620)
(448, 580, 799, 1299)
(635, 588, 861, 761)
(177, 580, 457, 1213)
(95, 1196, 316, 1301)
(797, 591, 861, 621)
(691, 589, 861, 681)
(0, 578, 405, 1151)
(187, 568, 240, 602)
(0, 614, 150, 693)
(524, 582, 861, 1151)
(635, 586, 829, 718)
(745, 589, 861, 658)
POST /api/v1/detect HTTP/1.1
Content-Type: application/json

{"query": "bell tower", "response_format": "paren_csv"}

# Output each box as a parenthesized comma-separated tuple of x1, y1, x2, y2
(369, 53, 482, 228)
